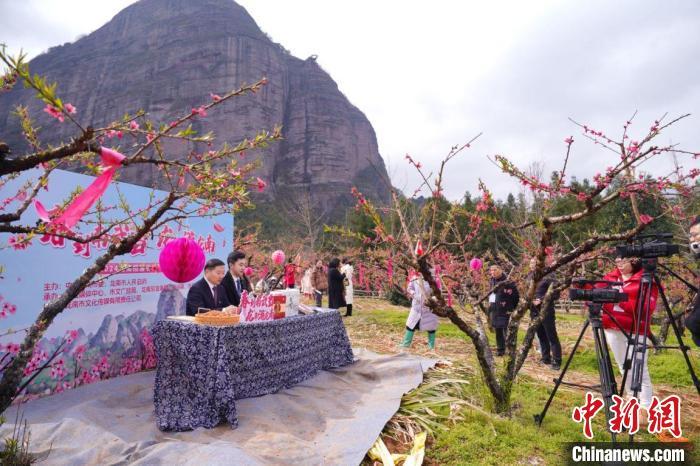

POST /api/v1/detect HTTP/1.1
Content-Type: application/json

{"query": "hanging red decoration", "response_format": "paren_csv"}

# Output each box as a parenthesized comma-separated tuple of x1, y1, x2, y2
(158, 237, 205, 283)
(469, 257, 483, 271)
(271, 250, 286, 265)
(414, 240, 424, 256)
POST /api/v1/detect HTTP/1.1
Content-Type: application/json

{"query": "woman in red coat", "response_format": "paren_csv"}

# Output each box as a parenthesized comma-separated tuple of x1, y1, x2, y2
(601, 255, 658, 408)
(283, 258, 297, 289)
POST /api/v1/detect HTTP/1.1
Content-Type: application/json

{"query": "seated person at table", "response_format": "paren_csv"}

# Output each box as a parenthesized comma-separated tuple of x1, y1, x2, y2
(222, 250, 253, 306)
(186, 258, 236, 316)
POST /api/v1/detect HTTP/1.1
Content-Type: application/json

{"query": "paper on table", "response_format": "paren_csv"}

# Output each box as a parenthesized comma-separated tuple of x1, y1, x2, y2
(166, 316, 196, 322)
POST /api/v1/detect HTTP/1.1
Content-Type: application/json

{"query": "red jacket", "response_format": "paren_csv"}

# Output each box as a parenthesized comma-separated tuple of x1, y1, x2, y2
(600, 269, 658, 335)
(283, 263, 297, 286)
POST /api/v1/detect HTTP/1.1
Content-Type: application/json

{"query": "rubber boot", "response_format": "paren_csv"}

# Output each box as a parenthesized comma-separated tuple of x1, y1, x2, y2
(428, 331, 436, 350)
(344, 304, 352, 317)
(400, 329, 415, 348)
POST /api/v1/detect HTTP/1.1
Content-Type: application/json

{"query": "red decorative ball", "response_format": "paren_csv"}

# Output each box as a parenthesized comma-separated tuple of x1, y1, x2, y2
(159, 237, 205, 283)
(469, 257, 483, 271)
(244, 266, 253, 276)
(271, 250, 285, 265)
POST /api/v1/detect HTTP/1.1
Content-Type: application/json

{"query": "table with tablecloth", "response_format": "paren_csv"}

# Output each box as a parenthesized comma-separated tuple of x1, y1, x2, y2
(152, 310, 354, 431)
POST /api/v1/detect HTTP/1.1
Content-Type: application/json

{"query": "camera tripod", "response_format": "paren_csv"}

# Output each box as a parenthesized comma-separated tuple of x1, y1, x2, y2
(534, 302, 629, 443)
(619, 258, 700, 442)
(535, 259, 700, 444)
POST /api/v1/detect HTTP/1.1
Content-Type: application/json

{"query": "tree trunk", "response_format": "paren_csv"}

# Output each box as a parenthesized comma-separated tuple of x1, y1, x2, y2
(416, 258, 511, 412)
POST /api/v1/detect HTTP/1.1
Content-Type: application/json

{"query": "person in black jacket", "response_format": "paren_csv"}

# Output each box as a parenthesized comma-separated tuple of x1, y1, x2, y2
(186, 259, 234, 316)
(222, 250, 253, 306)
(488, 263, 520, 356)
(527, 258, 562, 369)
(685, 216, 700, 347)
(327, 258, 347, 311)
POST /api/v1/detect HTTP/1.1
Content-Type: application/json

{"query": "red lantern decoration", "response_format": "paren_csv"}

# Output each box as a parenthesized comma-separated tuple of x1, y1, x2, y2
(159, 237, 205, 283)
(271, 250, 285, 265)
(414, 240, 424, 256)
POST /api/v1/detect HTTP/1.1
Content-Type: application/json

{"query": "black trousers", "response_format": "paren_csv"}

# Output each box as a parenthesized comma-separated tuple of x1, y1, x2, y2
(495, 328, 506, 353)
(535, 311, 561, 363)
(314, 290, 323, 307)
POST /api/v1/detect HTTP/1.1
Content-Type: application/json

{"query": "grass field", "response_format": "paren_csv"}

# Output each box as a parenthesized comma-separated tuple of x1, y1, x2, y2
(340, 298, 700, 465)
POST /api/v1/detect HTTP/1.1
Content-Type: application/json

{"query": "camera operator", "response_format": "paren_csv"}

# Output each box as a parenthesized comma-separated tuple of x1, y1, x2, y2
(685, 216, 700, 347)
(527, 258, 562, 370)
(600, 253, 658, 409)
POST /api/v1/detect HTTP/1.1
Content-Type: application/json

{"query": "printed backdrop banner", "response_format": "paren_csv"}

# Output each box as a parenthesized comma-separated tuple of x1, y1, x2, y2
(0, 169, 232, 397)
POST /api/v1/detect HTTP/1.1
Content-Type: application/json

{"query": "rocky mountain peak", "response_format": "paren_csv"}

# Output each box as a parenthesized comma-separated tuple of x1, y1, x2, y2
(0, 0, 391, 220)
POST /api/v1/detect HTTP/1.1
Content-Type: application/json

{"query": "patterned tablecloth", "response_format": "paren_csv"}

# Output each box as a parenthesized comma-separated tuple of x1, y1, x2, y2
(152, 310, 354, 431)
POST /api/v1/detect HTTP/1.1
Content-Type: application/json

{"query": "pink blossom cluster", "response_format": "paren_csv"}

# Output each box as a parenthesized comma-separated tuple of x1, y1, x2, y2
(582, 124, 612, 143)
(3, 342, 20, 355)
(8, 234, 31, 250)
(53, 381, 73, 394)
(65, 329, 79, 345)
(351, 186, 367, 208)
(191, 106, 207, 117)
(73, 344, 86, 362)
(120, 357, 143, 376)
(404, 153, 422, 169)
(23, 348, 49, 376)
(0, 299, 17, 319)
(105, 129, 124, 139)
(50, 358, 67, 380)
(43, 103, 76, 122)
(140, 328, 157, 369)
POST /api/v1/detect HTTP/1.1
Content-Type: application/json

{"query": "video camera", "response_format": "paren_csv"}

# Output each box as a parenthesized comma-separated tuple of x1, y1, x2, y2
(569, 279, 628, 304)
(615, 233, 679, 259)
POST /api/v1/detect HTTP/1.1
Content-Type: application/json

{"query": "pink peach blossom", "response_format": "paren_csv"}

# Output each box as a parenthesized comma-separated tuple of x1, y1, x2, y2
(43, 104, 64, 122)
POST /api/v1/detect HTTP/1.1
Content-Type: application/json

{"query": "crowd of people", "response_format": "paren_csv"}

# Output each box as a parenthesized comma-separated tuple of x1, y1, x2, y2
(185, 252, 355, 317)
(182, 217, 700, 404)
(181, 249, 657, 370)
(176, 217, 700, 448)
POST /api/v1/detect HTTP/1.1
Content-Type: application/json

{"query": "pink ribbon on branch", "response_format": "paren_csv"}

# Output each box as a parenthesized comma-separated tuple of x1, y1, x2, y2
(34, 147, 125, 229)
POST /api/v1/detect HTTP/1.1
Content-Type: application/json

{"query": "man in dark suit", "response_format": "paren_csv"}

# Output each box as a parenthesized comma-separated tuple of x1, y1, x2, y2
(222, 250, 253, 306)
(186, 258, 234, 316)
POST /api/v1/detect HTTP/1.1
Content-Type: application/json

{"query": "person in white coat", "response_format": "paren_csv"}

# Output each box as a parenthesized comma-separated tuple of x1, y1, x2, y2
(340, 258, 354, 316)
(400, 270, 439, 350)
(301, 266, 313, 298)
